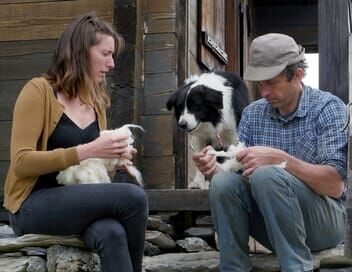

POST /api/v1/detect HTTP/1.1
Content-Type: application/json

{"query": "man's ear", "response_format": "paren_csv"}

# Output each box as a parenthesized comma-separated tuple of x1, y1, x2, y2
(295, 67, 305, 81)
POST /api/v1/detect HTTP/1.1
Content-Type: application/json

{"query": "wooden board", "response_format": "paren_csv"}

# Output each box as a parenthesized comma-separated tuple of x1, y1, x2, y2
(0, 161, 10, 194)
(198, 0, 226, 70)
(144, 72, 177, 95)
(144, 92, 173, 115)
(144, 14, 176, 34)
(0, 80, 26, 121)
(142, 157, 175, 189)
(145, 0, 176, 14)
(0, 0, 72, 4)
(319, 0, 349, 103)
(0, 122, 11, 161)
(144, 48, 176, 74)
(140, 115, 173, 157)
(0, 0, 113, 41)
(146, 189, 209, 211)
(0, 39, 57, 81)
(145, 33, 176, 52)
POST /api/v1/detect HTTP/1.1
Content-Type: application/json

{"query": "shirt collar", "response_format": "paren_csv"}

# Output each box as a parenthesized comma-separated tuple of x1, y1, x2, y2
(269, 83, 309, 121)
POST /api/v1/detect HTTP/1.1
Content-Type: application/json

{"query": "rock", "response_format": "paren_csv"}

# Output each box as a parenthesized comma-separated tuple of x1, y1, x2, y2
(146, 231, 176, 249)
(144, 241, 161, 256)
(176, 237, 213, 252)
(46, 245, 100, 272)
(143, 251, 220, 272)
(0, 256, 46, 272)
(195, 215, 213, 227)
(27, 256, 47, 272)
(20, 247, 47, 256)
(0, 234, 85, 253)
(147, 216, 175, 236)
(184, 227, 215, 239)
(0, 225, 16, 239)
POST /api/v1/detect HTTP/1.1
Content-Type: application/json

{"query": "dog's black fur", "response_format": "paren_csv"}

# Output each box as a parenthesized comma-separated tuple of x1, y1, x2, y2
(166, 70, 249, 188)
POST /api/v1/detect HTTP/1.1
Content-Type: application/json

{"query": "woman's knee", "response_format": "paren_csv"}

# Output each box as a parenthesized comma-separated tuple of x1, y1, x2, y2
(84, 218, 128, 250)
(124, 185, 149, 217)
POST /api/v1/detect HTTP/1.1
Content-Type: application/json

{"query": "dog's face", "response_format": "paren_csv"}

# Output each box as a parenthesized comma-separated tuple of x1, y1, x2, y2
(166, 83, 223, 133)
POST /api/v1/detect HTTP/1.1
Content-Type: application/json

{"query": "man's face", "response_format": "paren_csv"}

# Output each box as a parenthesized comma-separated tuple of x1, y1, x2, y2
(255, 72, 302, 115)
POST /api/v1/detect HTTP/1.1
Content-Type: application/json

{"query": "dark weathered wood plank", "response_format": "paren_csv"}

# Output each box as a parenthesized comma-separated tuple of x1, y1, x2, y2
(144, 48, 176, 74)
(198, 0, 226, 70)
(140, 115, 173, 156)
(319, 0, 349, 103)
(0, 39, 57, 58)
(0, 54, 52, 81)
(0, 122, 11, 161)
(0, 161, 10, 196)
(0, 80, 26, 121)
(144, 13, 176, 34)
(145, 33, 176, 52)
(146, 189, 209, 211)
(144, 72, 177, 95)
(0, 0, 72, 4)
(145, 0, 176, 14)
(345, 35, 352, 258)
(144, 92, 172, 115)
(142, 157, 174, 189)
(0, 0, 112, 41)
(225, 0, 241, 74)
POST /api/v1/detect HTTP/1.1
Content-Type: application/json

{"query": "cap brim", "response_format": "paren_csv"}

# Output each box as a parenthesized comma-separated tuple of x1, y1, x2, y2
(243, 63, 287, 81)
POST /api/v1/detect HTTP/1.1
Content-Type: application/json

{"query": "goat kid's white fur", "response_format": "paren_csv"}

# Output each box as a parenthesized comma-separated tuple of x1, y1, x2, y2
(57, 124, 144, 187)
(207, 142, 246, 172)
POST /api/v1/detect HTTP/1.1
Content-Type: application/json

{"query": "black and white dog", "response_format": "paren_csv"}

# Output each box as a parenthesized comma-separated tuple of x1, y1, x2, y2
(166, 70, 249, 189)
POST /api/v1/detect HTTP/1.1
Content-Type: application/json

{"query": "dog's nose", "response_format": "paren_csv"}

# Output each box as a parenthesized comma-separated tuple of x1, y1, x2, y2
(179, 120, 188, 130)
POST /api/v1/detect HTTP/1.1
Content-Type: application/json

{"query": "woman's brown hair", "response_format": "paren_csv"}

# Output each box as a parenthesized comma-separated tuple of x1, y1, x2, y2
(45, 12, 125, 110)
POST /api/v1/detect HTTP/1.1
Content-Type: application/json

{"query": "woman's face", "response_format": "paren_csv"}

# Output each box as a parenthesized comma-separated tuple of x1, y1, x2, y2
(89, 33, 115, 84)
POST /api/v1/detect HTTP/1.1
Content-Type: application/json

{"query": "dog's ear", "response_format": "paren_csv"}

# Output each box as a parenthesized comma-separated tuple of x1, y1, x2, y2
(205, 88, 223, 109)
(166, 91, 177, 111)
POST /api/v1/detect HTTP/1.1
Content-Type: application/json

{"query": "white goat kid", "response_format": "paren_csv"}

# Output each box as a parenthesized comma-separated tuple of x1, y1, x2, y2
(57, 124, 144, 187)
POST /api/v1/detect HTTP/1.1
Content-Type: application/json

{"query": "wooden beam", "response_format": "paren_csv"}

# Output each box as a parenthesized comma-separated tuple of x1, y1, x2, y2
(146, 189, 210, 211)
(345, 33, 352, 258)
(319, 0, 349, 103)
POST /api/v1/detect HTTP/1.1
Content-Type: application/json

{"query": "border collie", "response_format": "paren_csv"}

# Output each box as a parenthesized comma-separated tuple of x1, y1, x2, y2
(166, 70, 249, 189)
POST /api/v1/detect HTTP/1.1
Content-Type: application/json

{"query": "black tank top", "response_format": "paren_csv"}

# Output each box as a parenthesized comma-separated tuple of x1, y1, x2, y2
(34, 113, 100, 189)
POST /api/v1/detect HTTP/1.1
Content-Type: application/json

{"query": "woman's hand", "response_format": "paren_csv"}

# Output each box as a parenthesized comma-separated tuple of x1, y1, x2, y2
(77, 131, 134, 161)
(192, 146, 220, 180)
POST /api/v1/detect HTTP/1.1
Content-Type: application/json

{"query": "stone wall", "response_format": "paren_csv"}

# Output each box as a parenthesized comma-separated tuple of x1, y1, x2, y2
(0, 212, 350, 272)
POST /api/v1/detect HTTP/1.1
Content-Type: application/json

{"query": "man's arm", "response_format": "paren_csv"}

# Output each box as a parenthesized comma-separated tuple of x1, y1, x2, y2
(237, 146, 344, 198)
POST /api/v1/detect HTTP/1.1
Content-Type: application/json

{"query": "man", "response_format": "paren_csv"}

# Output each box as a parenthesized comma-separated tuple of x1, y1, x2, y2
(193, 33, 347, 272)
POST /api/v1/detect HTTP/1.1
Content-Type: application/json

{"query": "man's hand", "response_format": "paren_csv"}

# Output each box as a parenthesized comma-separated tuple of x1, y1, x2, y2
(236, 146, 287, 176)
(192, 146, 220, 180)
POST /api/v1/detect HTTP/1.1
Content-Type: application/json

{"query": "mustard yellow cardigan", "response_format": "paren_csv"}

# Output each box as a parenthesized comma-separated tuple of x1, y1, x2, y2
(4, 77, 107, 213)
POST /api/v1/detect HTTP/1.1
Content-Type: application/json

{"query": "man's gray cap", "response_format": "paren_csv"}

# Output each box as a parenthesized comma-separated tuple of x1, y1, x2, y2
(244, 33, 305, 81)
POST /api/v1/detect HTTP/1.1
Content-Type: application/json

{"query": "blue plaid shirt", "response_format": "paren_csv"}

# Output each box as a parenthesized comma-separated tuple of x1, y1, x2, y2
(238, 84, 348, 197)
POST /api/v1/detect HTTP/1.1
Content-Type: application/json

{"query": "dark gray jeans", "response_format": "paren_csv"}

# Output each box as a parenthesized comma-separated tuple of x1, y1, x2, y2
(9, 183, 148, 272)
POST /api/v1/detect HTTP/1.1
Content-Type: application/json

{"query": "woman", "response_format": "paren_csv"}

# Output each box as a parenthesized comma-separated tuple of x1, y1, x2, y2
(4, 13, 148, 272)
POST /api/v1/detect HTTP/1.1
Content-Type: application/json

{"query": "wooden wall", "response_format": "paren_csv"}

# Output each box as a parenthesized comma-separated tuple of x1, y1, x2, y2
(318, 0, 349, 104)
(0, 0, 113, 218)
(135, 0, 182, 188)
